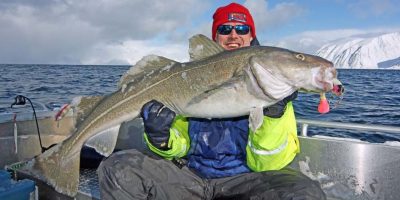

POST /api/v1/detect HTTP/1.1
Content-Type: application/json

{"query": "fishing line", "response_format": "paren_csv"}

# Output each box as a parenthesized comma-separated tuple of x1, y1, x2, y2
(330, 90, 345, 110)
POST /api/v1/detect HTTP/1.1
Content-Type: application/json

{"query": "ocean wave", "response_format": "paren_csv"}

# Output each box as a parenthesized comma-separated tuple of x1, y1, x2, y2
(1, 65, 399, 142)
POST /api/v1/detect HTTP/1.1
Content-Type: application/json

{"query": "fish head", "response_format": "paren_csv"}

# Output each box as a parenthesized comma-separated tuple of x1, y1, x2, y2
(246, 47, 343, 101)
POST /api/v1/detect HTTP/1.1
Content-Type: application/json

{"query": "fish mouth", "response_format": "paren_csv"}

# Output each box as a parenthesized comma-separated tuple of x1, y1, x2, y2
(332, 79, 344, 96)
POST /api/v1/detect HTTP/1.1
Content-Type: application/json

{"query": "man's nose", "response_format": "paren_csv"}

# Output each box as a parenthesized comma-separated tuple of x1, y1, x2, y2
(228, 29, 239, 38)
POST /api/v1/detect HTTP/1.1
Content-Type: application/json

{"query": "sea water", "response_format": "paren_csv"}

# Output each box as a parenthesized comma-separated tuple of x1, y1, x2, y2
(1, 64, 399, 142)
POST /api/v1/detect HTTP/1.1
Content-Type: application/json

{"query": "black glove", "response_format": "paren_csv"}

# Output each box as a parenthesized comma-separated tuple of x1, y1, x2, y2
(263, 91, 298, 118)
(141, 100, 176, 150)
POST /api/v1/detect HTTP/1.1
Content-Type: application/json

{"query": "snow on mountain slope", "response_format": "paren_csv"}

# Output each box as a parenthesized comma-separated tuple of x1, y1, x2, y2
(316, 32, 400, 69)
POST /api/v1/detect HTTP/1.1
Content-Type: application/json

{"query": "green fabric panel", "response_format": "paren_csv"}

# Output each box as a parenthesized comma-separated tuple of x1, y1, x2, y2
(145, 115, 190, 160)
(246, 102, 300, 171)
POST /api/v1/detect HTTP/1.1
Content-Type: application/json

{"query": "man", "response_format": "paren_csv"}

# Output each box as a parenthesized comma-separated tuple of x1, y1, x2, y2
(98, 3, 325, 200)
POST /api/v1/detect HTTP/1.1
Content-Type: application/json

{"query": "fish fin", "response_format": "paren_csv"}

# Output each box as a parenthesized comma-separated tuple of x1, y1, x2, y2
(249, 107, 264, 132)
(21, 142, 81, 196)
(19, 124, 121, 197)
(85, 124, 121, 157)
(118, 55, 178, 89)
(189, 34, 225, 61)
(247, 56, 296, 100)
(70, 96, 104, 127)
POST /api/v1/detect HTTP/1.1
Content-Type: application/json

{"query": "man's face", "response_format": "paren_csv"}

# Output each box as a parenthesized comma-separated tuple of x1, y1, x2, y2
(215, 22, 253, 50)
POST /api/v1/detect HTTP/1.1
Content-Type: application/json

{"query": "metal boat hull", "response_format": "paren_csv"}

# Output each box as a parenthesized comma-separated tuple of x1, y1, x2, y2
(1, 112, 400, 199)
(292, 136, 400, 200)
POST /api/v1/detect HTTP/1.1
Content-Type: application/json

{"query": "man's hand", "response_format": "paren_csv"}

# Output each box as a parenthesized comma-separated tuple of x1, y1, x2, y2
(141, 100, 176, 150)
(263, 91, 298, 118)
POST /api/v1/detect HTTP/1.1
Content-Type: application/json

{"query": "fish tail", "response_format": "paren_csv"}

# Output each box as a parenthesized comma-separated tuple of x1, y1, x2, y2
(22, 141, 81, 197)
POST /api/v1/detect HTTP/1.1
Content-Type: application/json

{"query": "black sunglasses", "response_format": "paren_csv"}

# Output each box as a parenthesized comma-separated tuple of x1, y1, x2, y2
(217, 25, 250, 35)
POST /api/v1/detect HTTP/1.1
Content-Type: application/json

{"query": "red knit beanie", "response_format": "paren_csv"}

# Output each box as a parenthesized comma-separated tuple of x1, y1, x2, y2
(212, 3, 256, 41)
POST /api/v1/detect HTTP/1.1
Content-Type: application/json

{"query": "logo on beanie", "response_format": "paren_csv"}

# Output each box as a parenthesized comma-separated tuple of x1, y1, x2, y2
(228, 13, 246, 23)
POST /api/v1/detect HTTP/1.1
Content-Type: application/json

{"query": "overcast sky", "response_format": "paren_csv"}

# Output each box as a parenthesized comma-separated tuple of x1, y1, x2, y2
(1, 0, 399, 65)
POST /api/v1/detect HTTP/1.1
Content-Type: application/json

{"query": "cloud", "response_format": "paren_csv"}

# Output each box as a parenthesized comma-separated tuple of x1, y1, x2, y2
(80, 40, 189, 65)
(0, 4, 100, 64)
(244, 0, 305, 34)
(1, 0, 399, 65)
(0, 0, 208, 64)
(67, 1, 209, 40)
(1, 0, 208, 40)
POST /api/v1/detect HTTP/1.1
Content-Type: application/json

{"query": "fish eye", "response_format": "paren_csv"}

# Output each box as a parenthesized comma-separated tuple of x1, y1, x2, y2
(295, 54, 305, 61)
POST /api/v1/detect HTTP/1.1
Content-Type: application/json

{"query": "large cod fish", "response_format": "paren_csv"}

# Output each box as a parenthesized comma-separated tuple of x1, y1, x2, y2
(20, 34, 343, 196)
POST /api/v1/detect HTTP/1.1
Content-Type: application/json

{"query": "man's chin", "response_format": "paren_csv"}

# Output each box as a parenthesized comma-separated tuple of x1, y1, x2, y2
(225, 44, 241, 50)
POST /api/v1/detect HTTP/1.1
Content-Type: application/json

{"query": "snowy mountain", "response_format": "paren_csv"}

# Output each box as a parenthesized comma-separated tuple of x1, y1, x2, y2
(316, 32, 400, 69)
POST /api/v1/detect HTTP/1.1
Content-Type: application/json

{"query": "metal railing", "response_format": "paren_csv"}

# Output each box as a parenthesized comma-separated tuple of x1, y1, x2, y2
(297, 118, 400, 136)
